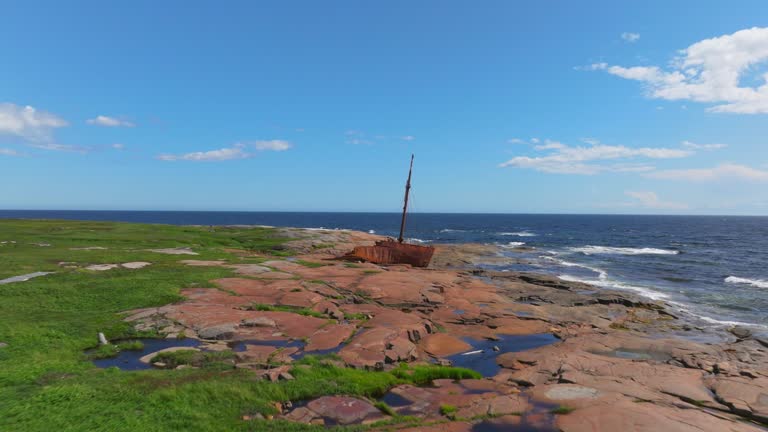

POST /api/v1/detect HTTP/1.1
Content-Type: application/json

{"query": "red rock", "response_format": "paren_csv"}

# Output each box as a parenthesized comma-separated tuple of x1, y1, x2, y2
(421, 333, 472, 357)
(305, 396, 385, 425)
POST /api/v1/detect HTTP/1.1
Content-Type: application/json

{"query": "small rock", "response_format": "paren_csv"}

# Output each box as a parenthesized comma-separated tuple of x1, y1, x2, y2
(714, 361, 731, 374)
(493, 345, 501, 352)
(0, 342, 7, 348)
(198, 324, 237, 340)
(98, 332, 109, 345)
(241, 317, 277, 328)
(278, 372, 295, 381)
(437, 359, 453, 366)
(730, 326, 752, 339)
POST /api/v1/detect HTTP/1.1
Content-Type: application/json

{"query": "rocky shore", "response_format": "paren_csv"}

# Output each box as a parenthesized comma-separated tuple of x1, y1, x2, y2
(125, 228, 768, 431)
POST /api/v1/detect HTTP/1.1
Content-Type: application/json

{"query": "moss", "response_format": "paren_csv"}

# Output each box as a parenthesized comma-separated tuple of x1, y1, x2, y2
(439, 404, 457, 418)
(294, 260, 329, 268)
(116, 340, 144, 351)
(248, 303, 326, 319)
(550, 405, 575, 415)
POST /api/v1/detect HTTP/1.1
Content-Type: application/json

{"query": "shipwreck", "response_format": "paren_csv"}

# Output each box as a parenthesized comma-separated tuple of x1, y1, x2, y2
(340, 154, 435, 267)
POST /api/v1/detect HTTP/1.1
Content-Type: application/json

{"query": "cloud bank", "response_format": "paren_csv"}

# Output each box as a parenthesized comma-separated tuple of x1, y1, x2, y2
(590, 27, 768, 113)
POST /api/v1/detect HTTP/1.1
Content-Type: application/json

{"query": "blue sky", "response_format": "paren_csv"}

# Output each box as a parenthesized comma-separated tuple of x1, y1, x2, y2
(1, 1, 767, 214)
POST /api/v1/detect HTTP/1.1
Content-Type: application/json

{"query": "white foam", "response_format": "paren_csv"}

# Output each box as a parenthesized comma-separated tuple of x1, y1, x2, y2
(558, 274, 670, 300)
(368, 230, 375, 234)
(500, 241, 526, 248)
(439, 229, 466, 233)
(407, 238, 431, 244)
(498, 231, 537, 237)
(543, 256, 607, 280)
(725, 276, 768, 289)
(570, 246, 679, 256)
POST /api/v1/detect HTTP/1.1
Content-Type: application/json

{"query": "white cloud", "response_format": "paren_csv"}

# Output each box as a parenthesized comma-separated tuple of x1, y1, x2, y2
(252, 140, 291, 151)
(646, 163, 768, 181)
(111, 143, 125, 150)
(507, 138, 526, 144)
(157, 140, 292, 162)
(0, 103, 68, 142)
(681, 140, 728, 150)
(401, 135, 415, 141)
(0, 148, 21, 156)
(534, 139, 566, 150)
(499, 139, 692, 175)
(625, 191, 687, 210)
(621, 32, 641, 43)
(86, 115, 135, 127)
(590, 27, 768, 114)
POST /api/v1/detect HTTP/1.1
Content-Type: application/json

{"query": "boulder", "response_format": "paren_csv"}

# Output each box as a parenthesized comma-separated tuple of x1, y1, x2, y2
(198, 324, 237, 340)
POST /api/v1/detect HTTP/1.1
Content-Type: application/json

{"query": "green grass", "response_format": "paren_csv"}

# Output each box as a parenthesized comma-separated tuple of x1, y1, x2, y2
(439, 404, 457, 418)
(373, 401, 396, 416)
(0, 219, 474, 431)
(151, 349, 237, 369)
(294, 260, 330, 268)
(550, 405, 575, 415)
(247, 303, 327, 319)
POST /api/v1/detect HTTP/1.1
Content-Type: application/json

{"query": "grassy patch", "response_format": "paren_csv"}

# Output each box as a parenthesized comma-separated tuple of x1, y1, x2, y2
(374, 401, 396, 416)
(439, 404, 457, 418)
(294, 260, 329, 268)
(152, 350, 237, 369)
(550, 405, 575, 415)
(247, 303, 326, 319)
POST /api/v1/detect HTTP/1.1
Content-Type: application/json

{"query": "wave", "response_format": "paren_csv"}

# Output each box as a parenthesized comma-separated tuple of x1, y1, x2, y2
(725, 276, 768, 289)
(558, 274, 670, 300)
(498, 231, 537, 237)
(570, 246, 679, 256)
(665, 300, 768, 328)
(500, 241, 526, 248)
(439, 229, 466, 233)
(407, 238, 431, 244)
(368, 230, 375, 234)
(543, 256, 607, 280)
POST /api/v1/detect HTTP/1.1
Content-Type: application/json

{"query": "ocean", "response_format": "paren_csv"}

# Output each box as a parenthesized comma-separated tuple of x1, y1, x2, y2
(1, 210, 766, 329)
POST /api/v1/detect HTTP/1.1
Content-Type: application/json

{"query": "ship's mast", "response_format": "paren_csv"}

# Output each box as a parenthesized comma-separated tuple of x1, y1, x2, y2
(398, 154, 414, 244)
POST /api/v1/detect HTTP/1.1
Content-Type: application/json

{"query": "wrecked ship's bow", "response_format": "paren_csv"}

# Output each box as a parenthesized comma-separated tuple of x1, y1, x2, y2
(341, 240, 434, 267)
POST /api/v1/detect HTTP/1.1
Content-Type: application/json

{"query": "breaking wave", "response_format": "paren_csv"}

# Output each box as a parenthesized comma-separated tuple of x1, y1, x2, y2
(570, 246, 679, 256)
(439, 228, 467, 233)
(725, 276, 768, 289)
(558, 274, 670, 301)
(407, 238, 431, 244)
(543, 256, 607, 280)
(500, 241, 526, 248)
(498, 231, 537, 237)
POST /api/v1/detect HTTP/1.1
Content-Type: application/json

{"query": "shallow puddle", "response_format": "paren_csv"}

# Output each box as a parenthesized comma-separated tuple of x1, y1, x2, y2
(0, 272, 52, 285)
(232, 338, 347, 360)
(91, 338, 201, 370)
(447, 333, 558, 377)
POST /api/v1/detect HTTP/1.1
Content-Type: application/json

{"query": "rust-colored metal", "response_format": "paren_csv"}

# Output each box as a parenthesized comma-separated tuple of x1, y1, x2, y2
(341, 239, 435, 268)
(339, 154, 434, 267)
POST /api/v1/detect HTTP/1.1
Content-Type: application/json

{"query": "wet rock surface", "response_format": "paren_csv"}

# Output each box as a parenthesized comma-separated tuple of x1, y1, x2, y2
(117, 235, 768, 431)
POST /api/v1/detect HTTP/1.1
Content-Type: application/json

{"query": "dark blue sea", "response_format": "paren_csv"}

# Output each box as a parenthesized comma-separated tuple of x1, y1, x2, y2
(2, 210, 767, 329)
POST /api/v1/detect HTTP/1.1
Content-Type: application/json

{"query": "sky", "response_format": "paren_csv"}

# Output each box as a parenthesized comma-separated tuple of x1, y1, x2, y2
(2, 1, 768, 215)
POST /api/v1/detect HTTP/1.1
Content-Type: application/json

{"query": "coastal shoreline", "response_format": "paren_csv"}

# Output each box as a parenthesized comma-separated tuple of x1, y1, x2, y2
(2, 220, 767, 431)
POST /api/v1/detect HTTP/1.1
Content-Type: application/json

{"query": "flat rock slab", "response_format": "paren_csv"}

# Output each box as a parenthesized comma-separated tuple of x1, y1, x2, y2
(121, 262, 152, 269)
(148, 247, 198, 255)
(139, 347, 199, 364)
(557, 398, 764, 432)
(0, 272, 52, 285)
(86, 264, 121, 271)
(544, 384, 601, 400)
(306, 396, 385, 425)
(421, 333, 472, 357)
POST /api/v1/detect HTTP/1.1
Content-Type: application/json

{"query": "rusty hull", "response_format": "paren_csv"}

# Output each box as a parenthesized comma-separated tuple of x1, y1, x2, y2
(340, 240, 435, 268)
